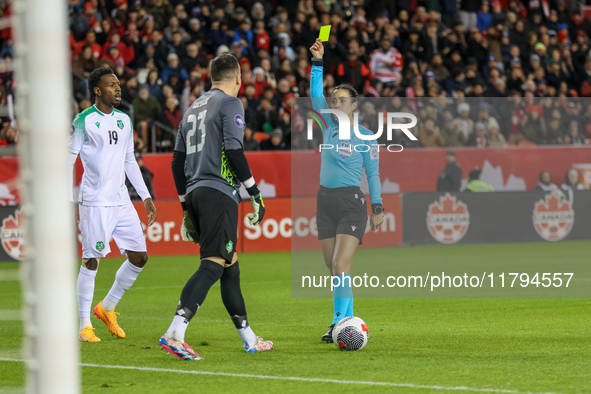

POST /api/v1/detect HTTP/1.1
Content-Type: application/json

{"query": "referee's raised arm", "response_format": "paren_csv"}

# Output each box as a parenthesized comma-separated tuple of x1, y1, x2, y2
(309, 39, 336, 134)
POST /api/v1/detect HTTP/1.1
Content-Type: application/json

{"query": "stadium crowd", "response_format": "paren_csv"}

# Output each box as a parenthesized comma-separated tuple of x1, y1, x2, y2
(2, 0, 591, 150)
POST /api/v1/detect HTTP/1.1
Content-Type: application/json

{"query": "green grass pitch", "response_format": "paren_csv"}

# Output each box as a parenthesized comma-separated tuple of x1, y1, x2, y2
(1, 241, 590, 393)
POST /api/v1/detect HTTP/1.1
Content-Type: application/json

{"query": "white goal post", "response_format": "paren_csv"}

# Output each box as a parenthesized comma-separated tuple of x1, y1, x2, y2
(13, 0, 80, 392)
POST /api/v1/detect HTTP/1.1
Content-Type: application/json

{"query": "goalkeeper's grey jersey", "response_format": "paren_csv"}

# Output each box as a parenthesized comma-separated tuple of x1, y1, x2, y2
(174, 88, 244, 204)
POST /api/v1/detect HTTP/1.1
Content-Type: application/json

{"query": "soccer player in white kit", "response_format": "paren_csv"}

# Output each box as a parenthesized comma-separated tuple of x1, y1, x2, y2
(69, 67, 157, 342)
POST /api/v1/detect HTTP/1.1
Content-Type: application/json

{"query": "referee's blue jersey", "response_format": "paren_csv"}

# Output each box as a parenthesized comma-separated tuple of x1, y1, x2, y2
(310, 64, 382, 205)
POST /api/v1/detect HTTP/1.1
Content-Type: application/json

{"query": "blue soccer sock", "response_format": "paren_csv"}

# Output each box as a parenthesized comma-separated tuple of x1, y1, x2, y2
(345, 296, 354, 317)
(332, 274, 352, 325)
(333, 297, 349, 324)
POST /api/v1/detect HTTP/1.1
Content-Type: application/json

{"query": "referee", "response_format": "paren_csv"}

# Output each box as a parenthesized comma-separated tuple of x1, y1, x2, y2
(159, 53, 273, 360)
(309, 38, 385, 343)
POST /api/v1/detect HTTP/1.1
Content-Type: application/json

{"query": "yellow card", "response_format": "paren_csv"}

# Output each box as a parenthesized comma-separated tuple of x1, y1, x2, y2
(319, 25, 331, 42)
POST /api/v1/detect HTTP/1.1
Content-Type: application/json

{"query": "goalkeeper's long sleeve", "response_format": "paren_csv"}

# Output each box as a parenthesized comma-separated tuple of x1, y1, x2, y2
(171, 149, 187, 200)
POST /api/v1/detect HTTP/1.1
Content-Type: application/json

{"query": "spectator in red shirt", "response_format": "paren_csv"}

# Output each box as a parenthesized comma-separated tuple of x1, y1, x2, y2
(81, 30, 102, 59)
(0, 124, 18, 146)
(157, 96, 181, 151)
(102, 45, 125, 69)
(369, 36, 403, 89)
(254, 20, 270, 53)
(337, 40, 370, 93)
(101, 32, 134, 65)
(82, 1, 100, 27)
(139, 16, 155, 42)
(252, 67, 271, 98)
(506, 94, 528, 144)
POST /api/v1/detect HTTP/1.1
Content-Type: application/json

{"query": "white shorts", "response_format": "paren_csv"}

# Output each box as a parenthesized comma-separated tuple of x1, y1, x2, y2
(79, 204, 147, 258)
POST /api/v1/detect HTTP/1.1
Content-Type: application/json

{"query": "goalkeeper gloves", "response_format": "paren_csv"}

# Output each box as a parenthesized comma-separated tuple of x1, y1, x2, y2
(181, 210, 199, 244)
(246, 184, 265, 226)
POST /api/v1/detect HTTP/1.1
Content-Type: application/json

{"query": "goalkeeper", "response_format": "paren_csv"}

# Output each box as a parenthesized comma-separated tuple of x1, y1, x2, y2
(160, 52, 273, 360)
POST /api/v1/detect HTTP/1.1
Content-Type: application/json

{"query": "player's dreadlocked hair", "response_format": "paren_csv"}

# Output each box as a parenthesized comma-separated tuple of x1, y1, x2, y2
(210, 52, 240, 83)
(88, 67, 114, 99)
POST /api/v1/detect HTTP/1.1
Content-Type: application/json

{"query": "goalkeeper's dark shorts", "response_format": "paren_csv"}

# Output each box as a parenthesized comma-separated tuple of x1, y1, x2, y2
(186, 186, 238, 263)
(316, 185, 368, 245)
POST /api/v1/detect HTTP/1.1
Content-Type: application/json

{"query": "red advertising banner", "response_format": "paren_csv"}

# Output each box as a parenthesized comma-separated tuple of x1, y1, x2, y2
(32, 146, 591, 200)
(291, 146, 591, 196)
(0, 157, 19, 206)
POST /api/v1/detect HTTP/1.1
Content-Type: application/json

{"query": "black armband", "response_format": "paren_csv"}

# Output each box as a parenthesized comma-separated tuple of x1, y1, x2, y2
(311, 57, 323, 67)
(246, 184, 260, 196)
(226, 149, 253, 182)
(181, 201, 187, 211)
(372, 204, 384, 215)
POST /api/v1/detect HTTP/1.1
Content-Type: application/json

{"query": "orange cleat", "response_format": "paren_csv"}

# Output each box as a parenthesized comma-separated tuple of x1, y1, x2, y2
(93, 301, 126, 338)
(79, 326, 101, 342)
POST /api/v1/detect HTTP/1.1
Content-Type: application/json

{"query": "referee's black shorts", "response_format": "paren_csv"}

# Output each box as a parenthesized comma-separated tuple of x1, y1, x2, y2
(186, 186, 237, 262)
(316, 185, 368, 244)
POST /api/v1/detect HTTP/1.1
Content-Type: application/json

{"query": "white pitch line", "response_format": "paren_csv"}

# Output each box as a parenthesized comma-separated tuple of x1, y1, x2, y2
(0, 358, 569, 394)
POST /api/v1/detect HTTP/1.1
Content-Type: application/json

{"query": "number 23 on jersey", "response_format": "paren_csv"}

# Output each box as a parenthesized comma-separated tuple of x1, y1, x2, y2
(187, 110, 207, 154)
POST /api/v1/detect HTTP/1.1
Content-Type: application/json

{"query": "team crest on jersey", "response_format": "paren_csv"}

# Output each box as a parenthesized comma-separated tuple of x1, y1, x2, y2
(225, 240, 234, 253)
(96, 241, 105, 252)
(117, 120, 124, 129)
(338, 142, 353, 159)
(234, 114, 244, 128)
(1, 207, 26, 261)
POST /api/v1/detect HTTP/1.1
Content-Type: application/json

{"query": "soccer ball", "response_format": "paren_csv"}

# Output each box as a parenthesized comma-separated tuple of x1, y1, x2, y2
(332, 316, 369, 351)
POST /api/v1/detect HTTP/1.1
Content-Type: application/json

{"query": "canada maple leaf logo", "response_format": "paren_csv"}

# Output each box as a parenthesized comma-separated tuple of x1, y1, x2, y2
(1, 207, 26, 260)
(426, 193, 470, 244)
(532, 193, 574, 242)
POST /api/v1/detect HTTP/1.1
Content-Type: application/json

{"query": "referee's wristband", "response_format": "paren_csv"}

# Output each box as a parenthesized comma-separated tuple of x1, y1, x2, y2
(372, 204, 384, 215)
(311, 57, 323, 67)
(246, 184, 260, 196)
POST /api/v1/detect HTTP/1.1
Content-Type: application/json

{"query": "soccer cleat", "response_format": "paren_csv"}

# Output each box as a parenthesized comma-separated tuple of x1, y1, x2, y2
(93, 301, 126, 338)
(322, 324, 335, 343)
(79, 326, 101, 342)
(159, 334, 202, 360)
(244, 336, 273, 353)
(182, 342, 204, 360)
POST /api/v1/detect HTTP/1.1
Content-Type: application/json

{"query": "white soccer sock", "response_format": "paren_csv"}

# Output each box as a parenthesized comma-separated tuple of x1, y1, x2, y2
(77, 266, 97, 332)
(166, 315, 189, 343)
(237, 326, 257, 346)
(79, 317, 92, 332)
(103, 260, 143, 311)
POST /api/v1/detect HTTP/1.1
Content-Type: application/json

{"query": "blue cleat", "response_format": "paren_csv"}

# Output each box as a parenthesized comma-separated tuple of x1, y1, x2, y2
(244, 336, 273, 353)
(159, 334, 203, 360)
